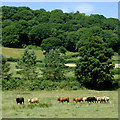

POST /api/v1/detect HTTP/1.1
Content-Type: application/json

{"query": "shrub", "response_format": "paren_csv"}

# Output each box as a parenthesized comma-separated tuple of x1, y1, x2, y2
(2, 78, 23, 90)
(7, 57, 19, 62)
(2, 77, 81, 91)
(72, 86, 78, 90)
(27, 45, 41, 50)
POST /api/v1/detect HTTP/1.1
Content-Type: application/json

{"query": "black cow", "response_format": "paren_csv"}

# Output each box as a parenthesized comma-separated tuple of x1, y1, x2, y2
(16, 97, 24, 104)
(86, 97, 97, 103)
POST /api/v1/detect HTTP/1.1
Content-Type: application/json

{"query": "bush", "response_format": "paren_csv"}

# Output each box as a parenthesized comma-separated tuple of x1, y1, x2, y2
(72, 86, 78, 90)
(2, 77, 81, 91)
(2, 78, 23, 90)
(27, 45, 41, 50)
(58, 78, 81, 90)
(7, 57, 19, 62)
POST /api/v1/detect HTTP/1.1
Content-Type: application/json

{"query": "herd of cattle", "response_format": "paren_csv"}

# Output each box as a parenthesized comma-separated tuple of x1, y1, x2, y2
(57, 96, 109, 103)
(16, 96, 110, 104)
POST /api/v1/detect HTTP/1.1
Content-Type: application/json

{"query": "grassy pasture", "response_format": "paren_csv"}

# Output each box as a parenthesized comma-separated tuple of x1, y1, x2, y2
(2, 90, 118, 118)
(2, 47, 45, 60)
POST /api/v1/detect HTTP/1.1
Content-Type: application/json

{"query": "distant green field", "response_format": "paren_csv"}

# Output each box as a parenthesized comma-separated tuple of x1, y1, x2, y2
(2, 90, 118, 118)
(2, 47, 45, 60)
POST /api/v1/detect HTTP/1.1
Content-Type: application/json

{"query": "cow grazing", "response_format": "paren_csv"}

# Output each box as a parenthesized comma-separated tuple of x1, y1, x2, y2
(28, 98, 39, 103)
(16, 97, 24, 104)
(97, 97, 105, 103)
(73, 97, 83, 103)
(57, 97, 69, 103)
(104, 96, 109, 103)
(86, 97, 97, 103)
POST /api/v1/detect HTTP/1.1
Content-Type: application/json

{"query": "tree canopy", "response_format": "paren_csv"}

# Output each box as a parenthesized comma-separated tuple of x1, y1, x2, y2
(75, 36, 114, 89)
(42, 49, 65, 81)
(2, 6, 120, 53)
(16, 47, 38, 80)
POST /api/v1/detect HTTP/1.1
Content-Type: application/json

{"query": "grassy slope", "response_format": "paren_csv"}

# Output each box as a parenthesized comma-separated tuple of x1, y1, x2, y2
(2, 47, 45, 60)
(2, 90, 118, 118)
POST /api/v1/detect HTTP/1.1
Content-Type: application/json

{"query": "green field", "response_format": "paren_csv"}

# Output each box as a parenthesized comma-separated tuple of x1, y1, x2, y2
(2, 90, 118, 118)
(2, 47, 45, 60)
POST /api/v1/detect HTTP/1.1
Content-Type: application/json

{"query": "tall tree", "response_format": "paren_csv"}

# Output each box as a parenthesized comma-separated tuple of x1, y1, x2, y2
(75, 36, 114, 89)
(16, 47, 38, 80)
(42, 49, 65, 81)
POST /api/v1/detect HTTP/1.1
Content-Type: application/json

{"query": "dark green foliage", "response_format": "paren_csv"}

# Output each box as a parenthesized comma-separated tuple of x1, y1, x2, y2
(2, 25, 20, 47)
(2, 6, 120, 54)
(7, 57, 19, 62)
(49, 9, 64, 24)
(2, 77, 23, 90)
(28, 23, 51, 46)
(16, 47, 38, 80)
(12, 10, 34, 21)
(2, 77, 81, 91)
(27, 45, 41, 50)
(58, 79, 81, 90)
(42, 49, 65, 81)
(75, 36, 114, 89)
(2, 19, 13, 28)
(41, 37, 66, 53)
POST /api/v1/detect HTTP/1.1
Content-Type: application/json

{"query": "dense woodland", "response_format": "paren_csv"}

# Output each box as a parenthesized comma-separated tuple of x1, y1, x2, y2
(2, 6, 120, 53)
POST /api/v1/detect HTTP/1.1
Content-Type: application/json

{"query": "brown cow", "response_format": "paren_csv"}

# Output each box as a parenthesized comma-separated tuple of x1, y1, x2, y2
(57, 97, 69, 103)
(73, 97, 83, 103)
(97, 97, 105, 103)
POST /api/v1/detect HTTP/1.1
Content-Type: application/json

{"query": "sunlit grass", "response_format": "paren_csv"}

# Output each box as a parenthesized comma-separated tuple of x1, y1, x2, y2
(2, 90, 118, 118)
(2, 47, 45, 61)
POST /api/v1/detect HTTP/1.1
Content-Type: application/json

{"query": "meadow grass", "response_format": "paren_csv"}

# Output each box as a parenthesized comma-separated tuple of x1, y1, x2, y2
(2, 90, 118, 118)
(2, 47, 45, 61)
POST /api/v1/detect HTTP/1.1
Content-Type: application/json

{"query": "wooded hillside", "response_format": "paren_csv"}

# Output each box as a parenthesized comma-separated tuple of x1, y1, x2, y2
(2, 6, 120, 53)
